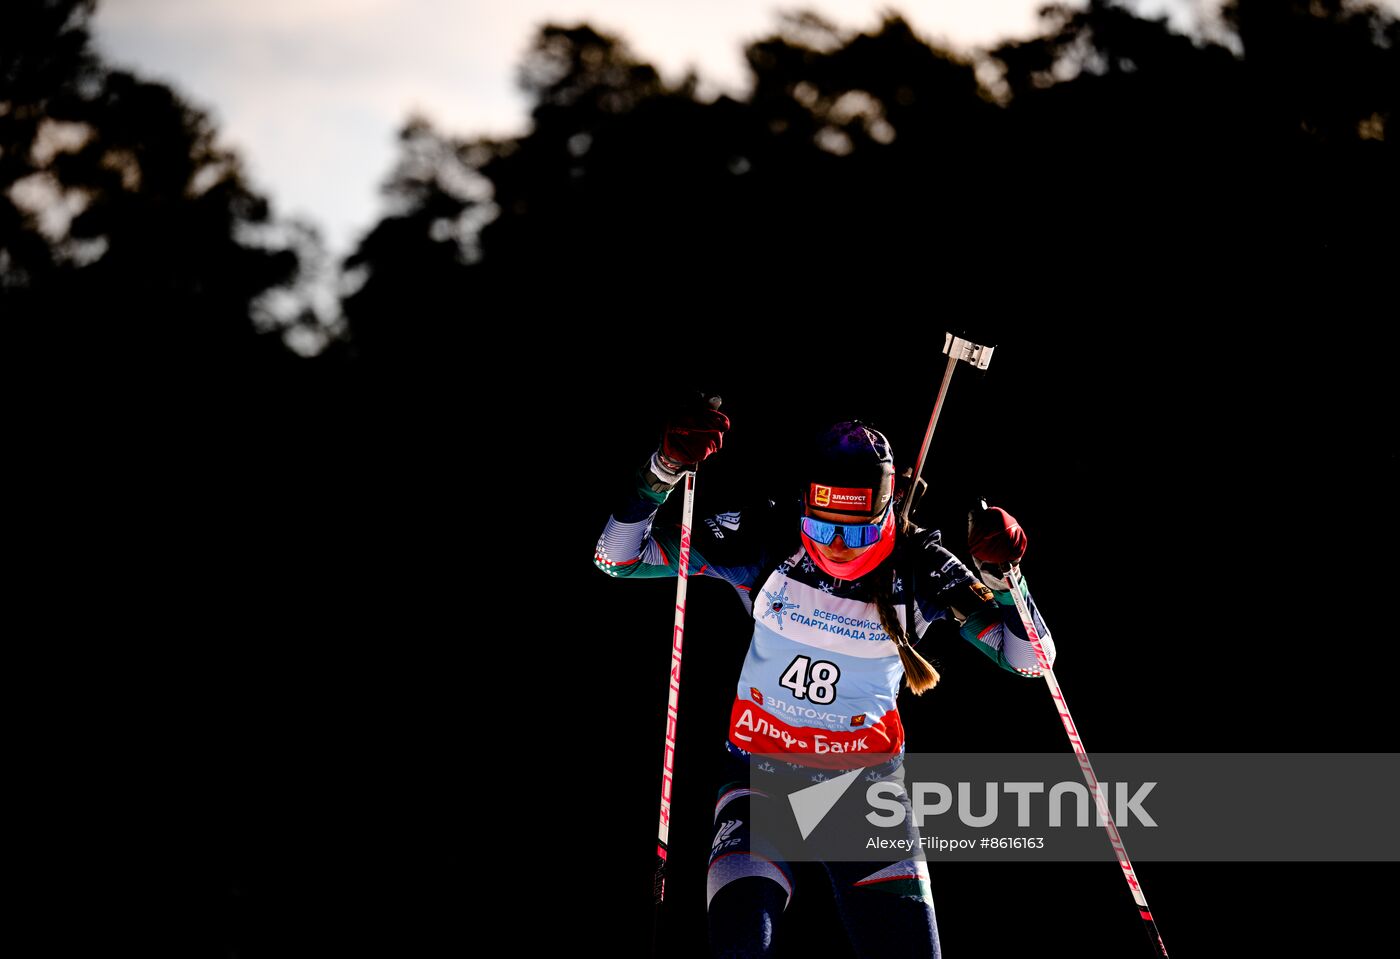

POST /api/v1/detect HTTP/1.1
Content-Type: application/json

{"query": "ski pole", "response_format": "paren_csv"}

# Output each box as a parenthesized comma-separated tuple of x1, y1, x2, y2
(945, 330, 1169, 955)
(653, 467, 694, 909)
(901, 333, 994, 528)
(1002, 543, 1170, 958)
(652, 396, 720, 933)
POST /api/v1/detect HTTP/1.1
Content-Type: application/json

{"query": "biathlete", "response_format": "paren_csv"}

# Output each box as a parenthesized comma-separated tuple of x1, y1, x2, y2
(595, 407, 1056, 958)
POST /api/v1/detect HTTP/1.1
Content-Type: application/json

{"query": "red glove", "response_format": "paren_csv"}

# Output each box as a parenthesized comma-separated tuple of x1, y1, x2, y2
(968, 505, 1028, 566)
(659, 404, 729, 469)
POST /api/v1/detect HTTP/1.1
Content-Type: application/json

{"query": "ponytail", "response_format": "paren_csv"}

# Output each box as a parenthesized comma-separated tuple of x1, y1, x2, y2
(870, 558, 940, 695)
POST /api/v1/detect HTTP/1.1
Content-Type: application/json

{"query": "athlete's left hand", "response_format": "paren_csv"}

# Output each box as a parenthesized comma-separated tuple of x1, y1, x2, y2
(968, 504, 1027, 568)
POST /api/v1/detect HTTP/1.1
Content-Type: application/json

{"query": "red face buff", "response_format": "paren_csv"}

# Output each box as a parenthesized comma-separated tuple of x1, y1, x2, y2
(801, 506, 897, 580)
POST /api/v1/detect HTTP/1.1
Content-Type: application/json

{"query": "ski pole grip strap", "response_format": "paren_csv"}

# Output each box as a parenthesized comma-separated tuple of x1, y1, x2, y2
(975, 561, 1018, 601)
(646, 450, 685, 492)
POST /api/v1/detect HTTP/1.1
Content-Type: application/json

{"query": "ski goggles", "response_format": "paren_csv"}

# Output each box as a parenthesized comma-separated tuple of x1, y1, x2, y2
(801, 502, 891, 549)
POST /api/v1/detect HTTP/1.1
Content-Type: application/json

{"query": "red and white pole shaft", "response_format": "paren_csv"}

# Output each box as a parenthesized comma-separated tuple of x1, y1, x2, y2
(653, 467, 695, 907)
(1004, 562, 1169, 958)
(653, 393, 722, 948)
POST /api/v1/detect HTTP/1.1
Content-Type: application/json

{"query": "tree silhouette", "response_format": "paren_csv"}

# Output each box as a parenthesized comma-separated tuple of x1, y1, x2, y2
(6, 1, 1395, 363)
(1, 0, 326, 368)
(1, 0, 102, 299)
(336, 0, 1395, 358)
(337, 12, 1014, 362)
(984, 0, 1397, 280)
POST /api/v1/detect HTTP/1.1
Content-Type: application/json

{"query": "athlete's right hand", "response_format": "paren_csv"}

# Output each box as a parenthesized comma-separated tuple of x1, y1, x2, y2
(657, 396, 728, 472)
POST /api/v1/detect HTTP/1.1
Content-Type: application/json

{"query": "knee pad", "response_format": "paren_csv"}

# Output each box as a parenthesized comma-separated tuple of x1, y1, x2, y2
(707, 853, 793, 911)
(708, 785, 791, 911)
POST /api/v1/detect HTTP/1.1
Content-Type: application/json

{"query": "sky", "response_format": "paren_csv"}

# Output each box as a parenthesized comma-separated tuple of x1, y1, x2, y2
(84, 1, 1298, 258)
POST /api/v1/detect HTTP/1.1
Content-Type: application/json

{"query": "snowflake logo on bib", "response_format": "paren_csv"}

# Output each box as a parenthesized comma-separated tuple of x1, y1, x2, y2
(761, 581, 801, 630)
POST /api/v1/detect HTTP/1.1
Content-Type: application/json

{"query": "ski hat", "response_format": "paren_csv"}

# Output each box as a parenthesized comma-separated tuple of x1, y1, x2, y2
(803, 420, 895, 517)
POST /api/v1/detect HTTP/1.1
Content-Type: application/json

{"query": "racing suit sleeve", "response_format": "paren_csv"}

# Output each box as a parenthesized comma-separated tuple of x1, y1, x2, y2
(906, 530, 1057, 678)
(592, 455, 765, 610)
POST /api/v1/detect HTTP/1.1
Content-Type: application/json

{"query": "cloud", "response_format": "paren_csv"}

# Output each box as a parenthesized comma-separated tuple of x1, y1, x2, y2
(99, 0, 401, 31)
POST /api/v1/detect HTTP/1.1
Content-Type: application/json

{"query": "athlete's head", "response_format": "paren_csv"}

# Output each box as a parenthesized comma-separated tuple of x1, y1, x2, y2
(799, 419, 940, 694)
(800, 421, 896, 577)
